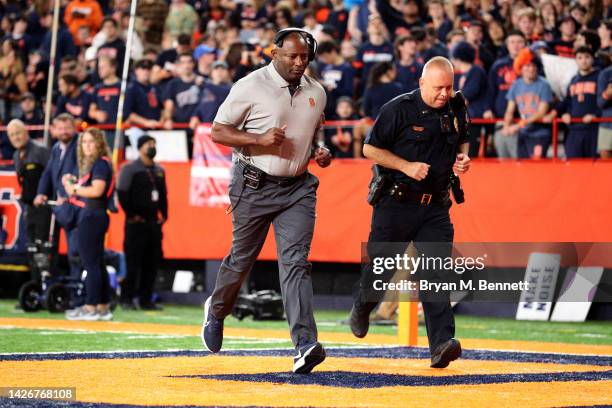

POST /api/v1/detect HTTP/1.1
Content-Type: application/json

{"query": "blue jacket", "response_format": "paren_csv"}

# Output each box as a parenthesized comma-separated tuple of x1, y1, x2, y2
(597, 66, 612, 130)
(37, 137, 79, 199)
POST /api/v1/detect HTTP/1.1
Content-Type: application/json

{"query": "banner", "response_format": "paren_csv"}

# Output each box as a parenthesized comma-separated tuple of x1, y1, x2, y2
(189, 124, 233, 208)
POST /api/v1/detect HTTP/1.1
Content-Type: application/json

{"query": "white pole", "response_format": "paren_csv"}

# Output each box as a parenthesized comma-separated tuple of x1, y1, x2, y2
(42, 0, 61, 148)
(112, 0, 138, 170)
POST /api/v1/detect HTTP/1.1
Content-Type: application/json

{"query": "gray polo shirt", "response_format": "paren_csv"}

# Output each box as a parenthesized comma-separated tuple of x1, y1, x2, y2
(214, 63, 326, 177)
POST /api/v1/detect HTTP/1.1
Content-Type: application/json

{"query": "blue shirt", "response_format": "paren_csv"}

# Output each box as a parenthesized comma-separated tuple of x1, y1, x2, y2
(92, 81, 121, 124)
(56, 91, 92, 121)
(456, 65, 489, 118)
(164, 78, 201, 123)
(507, 76, 554, 135)
(363, 81, 404, 119)
(124, 81, 162, 121)
(193, 82, 231, 123)
(597, 66, 612, 130)
(80, 157, 113, 210)
(396, 61, 423, 93)
(557, 69, 600, 131)
(319, 62, 355, 115)
(487, 56, 518, 117)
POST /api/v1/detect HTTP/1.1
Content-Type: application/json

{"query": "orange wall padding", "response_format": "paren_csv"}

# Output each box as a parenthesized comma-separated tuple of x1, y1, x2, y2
(102, 159, 612, 263)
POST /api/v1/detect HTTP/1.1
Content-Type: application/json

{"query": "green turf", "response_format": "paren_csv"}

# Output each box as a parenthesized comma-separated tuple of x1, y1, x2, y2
(0, 300, 610, 354)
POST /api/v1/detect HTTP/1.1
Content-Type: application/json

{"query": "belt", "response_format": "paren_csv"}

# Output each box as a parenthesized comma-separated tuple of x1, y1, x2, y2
(387, 183, 448, 206)
(237, 160, 306, 187)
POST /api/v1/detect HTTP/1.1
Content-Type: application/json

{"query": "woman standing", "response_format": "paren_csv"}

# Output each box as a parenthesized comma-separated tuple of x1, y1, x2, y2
(63, 128, 114, 321)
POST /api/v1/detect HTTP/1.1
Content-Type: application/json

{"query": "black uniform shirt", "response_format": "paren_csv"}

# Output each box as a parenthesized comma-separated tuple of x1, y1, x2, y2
(13, 141, 50, 204)
(117, 158, 168, 222)
(365, 89, 468, 194)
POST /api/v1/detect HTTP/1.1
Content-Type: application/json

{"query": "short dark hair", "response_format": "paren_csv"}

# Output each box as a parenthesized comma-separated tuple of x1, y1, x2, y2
(60, 73, 79, 87)
(177, 52, 195, 64)
(177, 34, 192, 46)
(102, 17, 118, 28)
(506, 29, 526, 40)
(575, 45, 595, 57)
(317, 41, 339, 55)
(54, 113, 75, 123)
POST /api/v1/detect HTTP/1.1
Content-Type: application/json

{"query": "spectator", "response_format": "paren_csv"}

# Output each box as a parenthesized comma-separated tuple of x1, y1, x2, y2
(18, 93, 44, 141)
(193, 44, 217, 79)
(189, 60, 231, 128)
(151, 33, 192, 89)
(395, 34, 423, 93)
(516, 8, 539, 44)
(485, 30, 527, 158)
(56, 73, 92, 124)
(64, 0, 104, 46)
(427, 0, 453, 44)
(464, 20, 495, 72)
(538, 1, 559, 41)
(451, 41, 489, 157)
(124, 59, 162, 129)
(355, 61, 403, 157)
(553, 46, 600, 158)
(597, 19, 611, 56)
(503, 48, 555, 158)
(162, 53, 201, 129)
(325, 0, 349, 42)
(301, 10, 323, 38)
(325, 96, 359, 158)
(548, 15, 578, 58)
(375, 0, 423, 38)
(411, 26, 448, 63)
(8, 15, 33, 63)
(165, 0, 199, 43)
(353, 15, 394, 96)
(136, 0, 169, 50)
(89, 56, 120, 146)
(596, 57, 612, 158)
(317, 41, 355, 117)
(96, 17, 126, 78)
(0, 38, 28, 120)
(39, 11, 77, 68)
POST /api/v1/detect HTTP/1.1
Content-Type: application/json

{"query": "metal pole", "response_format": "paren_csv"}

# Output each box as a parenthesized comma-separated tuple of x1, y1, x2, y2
(42, 0, 61, 148)
(112, 0, 138, 171)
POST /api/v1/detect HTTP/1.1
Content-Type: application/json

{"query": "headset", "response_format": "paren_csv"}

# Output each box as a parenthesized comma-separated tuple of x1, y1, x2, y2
(273, 28, 318, 62)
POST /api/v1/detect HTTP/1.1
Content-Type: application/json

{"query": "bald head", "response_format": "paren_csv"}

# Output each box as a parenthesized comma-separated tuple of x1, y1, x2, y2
(272, 31, 310, 85)
(419, 57, 454, 109)
(7, 119, 29, 150)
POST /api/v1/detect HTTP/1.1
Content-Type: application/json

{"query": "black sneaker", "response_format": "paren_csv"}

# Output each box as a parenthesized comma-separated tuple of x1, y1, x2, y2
(201, 296, 224, 353)
(349, 304, 370, 338)
(140, 302, 163, 311)
(293, 342, 326, 374)
(430, 338, 462, 368)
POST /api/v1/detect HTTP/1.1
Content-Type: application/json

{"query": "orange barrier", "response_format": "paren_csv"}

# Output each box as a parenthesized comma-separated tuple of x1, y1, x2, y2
(99, 159, 612, 263)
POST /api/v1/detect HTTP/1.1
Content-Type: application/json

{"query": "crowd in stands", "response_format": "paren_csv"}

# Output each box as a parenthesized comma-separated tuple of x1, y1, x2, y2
(0, 0, 611, 160)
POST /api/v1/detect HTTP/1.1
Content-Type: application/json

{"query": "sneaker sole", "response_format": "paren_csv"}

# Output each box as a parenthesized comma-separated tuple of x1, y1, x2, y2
(293, 343, 326, 374)
(430, 340, 462, 368)
(201, 296, 213, 352)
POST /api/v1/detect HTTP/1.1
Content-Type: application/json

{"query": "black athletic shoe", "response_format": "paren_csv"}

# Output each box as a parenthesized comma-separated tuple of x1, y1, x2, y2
(349, 304, 370, 338)
(430, 338, 462, 368)
(201, 296, 224, 353)
(293, 342, 326, 374)
(140, 302, 163, 311)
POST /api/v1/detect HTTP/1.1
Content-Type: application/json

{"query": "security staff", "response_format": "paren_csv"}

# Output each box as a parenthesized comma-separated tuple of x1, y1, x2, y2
(201, 28, 331, 374)
(34, 113, 81, 278)
(350, 57, 471, 369)
(7, 119, 51, 281)
(116, 135, 167, 310)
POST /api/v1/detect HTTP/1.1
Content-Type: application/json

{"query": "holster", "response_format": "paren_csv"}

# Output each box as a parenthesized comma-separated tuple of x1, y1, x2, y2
(367, 165, 389, 206)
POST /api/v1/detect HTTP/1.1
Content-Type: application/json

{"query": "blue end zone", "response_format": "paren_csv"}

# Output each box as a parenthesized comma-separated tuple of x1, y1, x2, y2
(171, 369, 612, 388)
(0, 347, 611, 366)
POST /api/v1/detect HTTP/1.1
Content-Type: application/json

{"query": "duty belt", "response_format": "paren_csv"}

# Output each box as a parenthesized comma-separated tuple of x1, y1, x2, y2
(387, 182, 448, 206)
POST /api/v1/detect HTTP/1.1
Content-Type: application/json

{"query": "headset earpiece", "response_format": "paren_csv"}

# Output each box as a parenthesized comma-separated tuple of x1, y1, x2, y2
(273, 28, 318, 62)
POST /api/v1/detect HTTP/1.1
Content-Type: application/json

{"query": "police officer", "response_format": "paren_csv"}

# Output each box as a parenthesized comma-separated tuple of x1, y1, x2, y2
(34, 113, 81, 279)
(7, 119, 51, 281)
(200, 28, 331, 374)
(350, 57, 471, 369)
(116, 135, 167, 310)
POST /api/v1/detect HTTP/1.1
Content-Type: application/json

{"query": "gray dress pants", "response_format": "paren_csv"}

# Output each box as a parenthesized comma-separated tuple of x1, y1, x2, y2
(210, 164, 319, 348)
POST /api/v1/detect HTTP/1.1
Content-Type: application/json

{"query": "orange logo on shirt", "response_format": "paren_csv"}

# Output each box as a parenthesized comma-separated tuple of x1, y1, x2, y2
(309, 98, 315, 107)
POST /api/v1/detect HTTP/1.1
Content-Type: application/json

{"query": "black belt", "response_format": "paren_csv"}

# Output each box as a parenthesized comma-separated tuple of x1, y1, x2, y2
(237, 160, 306, 187)
(387, 183, 448, 206)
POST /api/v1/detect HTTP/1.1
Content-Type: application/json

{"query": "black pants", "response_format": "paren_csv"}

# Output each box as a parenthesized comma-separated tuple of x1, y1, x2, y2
(353, 195, 455, 354)
(78, 208, 111, 305)
(122, 221, 162, 305)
